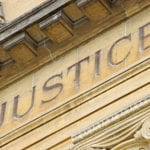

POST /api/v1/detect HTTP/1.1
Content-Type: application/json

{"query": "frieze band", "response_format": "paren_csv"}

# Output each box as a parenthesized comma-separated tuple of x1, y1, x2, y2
(0, 22, 149, 127)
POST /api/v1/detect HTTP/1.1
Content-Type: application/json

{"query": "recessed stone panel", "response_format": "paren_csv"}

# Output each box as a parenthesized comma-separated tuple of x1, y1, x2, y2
(0, 47, 14, 71)
(63, 3, 87, 25)
(0, 48, 10, 62)
(3, 33, 38, 65)
(26, 24, 47, 43)
(77, 0, 110, 21)
(40, 12, 73, 43)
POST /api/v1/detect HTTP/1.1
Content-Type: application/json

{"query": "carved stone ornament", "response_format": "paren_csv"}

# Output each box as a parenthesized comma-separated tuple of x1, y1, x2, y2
(112, 119, 150, 150)
(72, 95, 150, 150)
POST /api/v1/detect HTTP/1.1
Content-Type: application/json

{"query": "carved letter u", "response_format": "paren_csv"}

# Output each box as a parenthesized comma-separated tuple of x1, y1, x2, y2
(0, 102, 6, 126)
(13, 86, 36, 119)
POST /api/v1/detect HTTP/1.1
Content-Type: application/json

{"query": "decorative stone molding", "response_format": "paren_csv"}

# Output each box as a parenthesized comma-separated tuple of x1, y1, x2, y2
(72, 95, 150, 150)
(112, 119, 150, 150)
(39, 11, 73, 43)
(3, 32, 38, 66)
(0, 0, 149, 89)
(141, 119, 150, 141)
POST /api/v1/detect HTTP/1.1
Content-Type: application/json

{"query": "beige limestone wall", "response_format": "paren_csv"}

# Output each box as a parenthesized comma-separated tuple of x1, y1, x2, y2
(1, 0, 47, 22)
(1, 70, 149, 149)
(0, 6, 149, 150)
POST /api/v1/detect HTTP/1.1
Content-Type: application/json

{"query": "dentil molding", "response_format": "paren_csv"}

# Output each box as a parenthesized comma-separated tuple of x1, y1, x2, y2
(72, 95, 150, 150)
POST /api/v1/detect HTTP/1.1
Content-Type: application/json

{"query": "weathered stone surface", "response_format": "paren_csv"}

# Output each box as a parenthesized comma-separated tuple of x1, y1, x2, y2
(0, 7, 149, 149)
(0, 1, 149, 150)
(0, 0, 149, 89)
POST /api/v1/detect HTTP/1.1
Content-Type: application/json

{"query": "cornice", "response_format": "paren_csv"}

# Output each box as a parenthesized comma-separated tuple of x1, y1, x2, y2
(0, 0, 71, 41)
(0, 0, 149, 89)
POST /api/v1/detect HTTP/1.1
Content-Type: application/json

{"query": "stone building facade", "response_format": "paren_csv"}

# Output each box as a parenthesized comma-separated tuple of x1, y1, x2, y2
(0, 0, 149, 149)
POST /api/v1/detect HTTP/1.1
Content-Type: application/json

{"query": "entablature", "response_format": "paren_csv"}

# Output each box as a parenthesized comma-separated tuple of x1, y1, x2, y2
(0, 0, 149, 89)
(72, 95, 150, 150)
